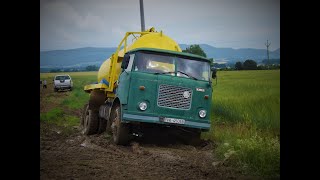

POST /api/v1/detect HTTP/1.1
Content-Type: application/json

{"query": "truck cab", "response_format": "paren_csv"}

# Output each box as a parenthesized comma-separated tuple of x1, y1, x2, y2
(81, 30, 216, 145)
(112, 48, 214, 144)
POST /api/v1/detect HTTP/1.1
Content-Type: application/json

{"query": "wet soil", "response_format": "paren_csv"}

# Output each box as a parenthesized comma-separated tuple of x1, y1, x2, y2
(40, 83, 257, 180)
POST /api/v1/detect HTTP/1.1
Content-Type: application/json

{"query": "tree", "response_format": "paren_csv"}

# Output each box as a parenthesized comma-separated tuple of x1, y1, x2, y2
(243, 60, 257, 70)
(50, 68, 62, 73)
(182, 44, 207, 57)
(235, 61, 243, 70)
(86, 65, 99, 71)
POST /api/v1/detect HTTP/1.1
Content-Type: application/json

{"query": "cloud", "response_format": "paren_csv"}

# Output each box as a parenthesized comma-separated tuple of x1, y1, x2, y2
(73, 13, 107, 33)
(40, 0, 280, 51)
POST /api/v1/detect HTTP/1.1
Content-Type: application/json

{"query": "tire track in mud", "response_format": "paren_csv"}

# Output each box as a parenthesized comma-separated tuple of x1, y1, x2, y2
(40, 122, 246, 180)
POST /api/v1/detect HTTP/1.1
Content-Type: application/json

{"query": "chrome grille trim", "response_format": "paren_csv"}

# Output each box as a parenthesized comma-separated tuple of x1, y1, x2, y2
(157, 84, 192, 110)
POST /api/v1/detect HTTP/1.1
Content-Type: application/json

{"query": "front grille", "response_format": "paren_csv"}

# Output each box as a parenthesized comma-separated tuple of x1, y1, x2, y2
(157, 84, 192, 110)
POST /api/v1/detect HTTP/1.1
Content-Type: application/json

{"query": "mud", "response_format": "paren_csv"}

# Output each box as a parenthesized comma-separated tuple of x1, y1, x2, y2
(40, 121, 256, 179)
(40, 82, 256, 180)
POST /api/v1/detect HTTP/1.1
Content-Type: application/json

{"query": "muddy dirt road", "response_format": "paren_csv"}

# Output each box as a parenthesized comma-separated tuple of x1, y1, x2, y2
(40, 123, 244, 180)
(40, 84, 255, 180)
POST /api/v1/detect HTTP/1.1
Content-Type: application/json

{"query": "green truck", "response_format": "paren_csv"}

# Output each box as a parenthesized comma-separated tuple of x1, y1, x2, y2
(81, 30, 216, 145)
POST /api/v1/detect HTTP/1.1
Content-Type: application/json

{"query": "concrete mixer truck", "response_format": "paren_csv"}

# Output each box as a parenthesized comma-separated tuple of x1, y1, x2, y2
(81, 27, 216, 145)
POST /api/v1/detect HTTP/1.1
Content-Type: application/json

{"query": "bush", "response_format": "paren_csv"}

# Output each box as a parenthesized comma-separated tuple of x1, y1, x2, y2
(243, 60, 257, 70)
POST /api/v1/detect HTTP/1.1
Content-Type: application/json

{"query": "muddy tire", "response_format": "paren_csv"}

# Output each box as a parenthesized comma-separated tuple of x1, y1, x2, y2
(179, 130, 202, 146)
(97, 117, 107, 134)
(188, 131, 202, 146)
(106, 118, 112, 134)
(110, 104, 130, 145)
(82, 108, 99, 135)
(104, 104, 112, 135)
(80, 103, 89, 127)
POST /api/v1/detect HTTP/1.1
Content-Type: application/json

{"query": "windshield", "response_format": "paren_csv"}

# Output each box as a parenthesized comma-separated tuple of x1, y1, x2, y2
(55, 76, 70, 80)
(176, 57, 210, 81)
(134, 52, 175, 74)
(133, 52, 210, 81)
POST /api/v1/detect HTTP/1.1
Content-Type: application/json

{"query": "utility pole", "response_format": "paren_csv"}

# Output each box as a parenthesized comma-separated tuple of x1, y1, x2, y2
(139, 0, 145, 31)
(265, 40, 271, 69)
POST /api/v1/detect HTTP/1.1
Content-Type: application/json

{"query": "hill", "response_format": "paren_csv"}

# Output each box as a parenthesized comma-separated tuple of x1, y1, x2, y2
(40, 45, 280, 68)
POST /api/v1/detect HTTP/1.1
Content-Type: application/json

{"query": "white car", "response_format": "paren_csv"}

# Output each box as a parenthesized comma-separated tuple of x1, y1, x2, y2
(53, 74, 73, 92)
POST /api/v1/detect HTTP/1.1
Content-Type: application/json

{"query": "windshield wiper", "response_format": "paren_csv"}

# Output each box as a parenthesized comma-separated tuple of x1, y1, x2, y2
(154, 71, 175, 75)
(154, 71, 199, 80)
(177, 70, 199, 80)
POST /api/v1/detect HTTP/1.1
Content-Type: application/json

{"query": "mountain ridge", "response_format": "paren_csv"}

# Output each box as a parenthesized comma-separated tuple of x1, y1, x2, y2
(40, 44, 280, 68)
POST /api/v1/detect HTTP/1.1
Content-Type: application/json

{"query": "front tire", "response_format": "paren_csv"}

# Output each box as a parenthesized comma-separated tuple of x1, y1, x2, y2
(97, 117, 107, 134)
(80, 103, 88, 127)
(110, 104, 130, 145)
(178, 129, 202, 146)
(82, 108, 99, 135)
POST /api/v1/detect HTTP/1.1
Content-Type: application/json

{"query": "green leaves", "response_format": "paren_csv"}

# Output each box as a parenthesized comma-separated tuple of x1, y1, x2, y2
(182, 44, 207, 58)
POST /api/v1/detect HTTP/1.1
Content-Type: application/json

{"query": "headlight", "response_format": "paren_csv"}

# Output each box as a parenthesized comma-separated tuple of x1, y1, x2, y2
(139, 102, 147, 111)
(199, 110, 206, 118)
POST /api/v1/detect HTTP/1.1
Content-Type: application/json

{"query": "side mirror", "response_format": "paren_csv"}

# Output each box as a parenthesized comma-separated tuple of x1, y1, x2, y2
(121, 54, 130, 69)
(211, 67, 217, 79)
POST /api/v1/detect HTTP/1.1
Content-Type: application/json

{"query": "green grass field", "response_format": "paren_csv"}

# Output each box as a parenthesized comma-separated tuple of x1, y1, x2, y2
(40, 72, 97, 109)
(40, 72, 99, 135)
(203, 70, 280, 177)
(40, 70, 280, 177)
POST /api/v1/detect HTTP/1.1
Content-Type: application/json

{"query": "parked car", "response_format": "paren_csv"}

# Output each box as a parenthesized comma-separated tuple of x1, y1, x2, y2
(53, 74, 73, 92)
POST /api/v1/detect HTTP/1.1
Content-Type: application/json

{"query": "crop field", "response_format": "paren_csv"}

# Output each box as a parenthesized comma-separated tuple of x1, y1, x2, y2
(40, 70, 280, 179)
(203, 70, 280, 177)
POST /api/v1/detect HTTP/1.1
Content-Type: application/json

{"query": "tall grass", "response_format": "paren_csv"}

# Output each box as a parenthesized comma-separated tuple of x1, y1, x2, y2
(203, 70, 280, 177)
(212, 70, 280, 132)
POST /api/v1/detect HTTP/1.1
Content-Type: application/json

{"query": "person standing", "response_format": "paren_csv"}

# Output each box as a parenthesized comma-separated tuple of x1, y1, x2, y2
(43, 79, 47, 89)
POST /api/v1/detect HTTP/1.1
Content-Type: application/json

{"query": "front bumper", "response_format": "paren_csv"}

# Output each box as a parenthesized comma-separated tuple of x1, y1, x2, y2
(122, 113, 211, 130)
(55, 85, 71, 89)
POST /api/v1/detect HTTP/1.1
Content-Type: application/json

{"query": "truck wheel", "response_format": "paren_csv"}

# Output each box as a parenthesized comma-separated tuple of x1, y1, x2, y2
(110, 104, 130, 145)
(106, 118, 112, 135)
(97, 117, 107, 134)
(82, 108, 99, 135)
(188, 131, 202, 146)
(54, 88, 58, 92)
(179, 130, 201, 146)
(80, 103, 89, 127)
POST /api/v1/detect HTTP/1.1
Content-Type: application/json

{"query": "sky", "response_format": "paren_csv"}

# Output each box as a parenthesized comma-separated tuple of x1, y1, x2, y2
(40, 0, 280, 51)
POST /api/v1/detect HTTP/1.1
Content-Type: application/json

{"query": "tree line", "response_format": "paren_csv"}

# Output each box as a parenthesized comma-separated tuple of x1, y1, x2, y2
(48, 65, 99, 73)
(234, 60, 279, 70)
(183, 44, 280, 71)
(46, 45, 279, 73)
